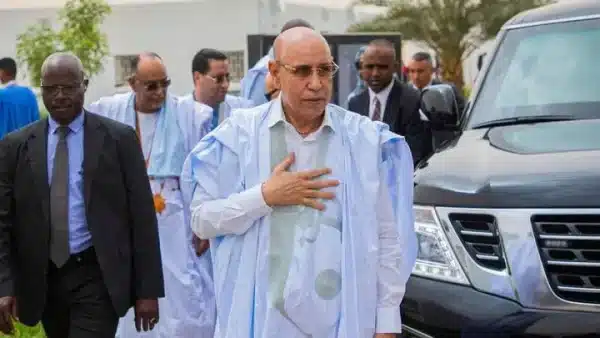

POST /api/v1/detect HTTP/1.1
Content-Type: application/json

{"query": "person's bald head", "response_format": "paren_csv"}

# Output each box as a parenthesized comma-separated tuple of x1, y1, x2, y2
(41, 52, 85, 82)
(40, 52, 88, 125)
(128, 52, 169, 113)
(130, 52, 165, 78)
(361, 39, 398, 92)
(269, 27, 336, 124)
(273, 27, 330, 61)
(280, 18, 313, 33)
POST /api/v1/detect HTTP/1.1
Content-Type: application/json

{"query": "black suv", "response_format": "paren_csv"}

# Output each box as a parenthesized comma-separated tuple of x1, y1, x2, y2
(402, 1, 600, 337)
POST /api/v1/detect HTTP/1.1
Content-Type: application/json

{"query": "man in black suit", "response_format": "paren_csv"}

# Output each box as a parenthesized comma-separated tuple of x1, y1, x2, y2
(408, 51, 466, 116)
(348, 39, 432, 165)
(0, 52, 164, 337)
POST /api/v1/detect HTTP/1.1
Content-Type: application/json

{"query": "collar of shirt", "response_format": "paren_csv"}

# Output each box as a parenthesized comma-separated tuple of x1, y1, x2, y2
(411, 79, 433, 91)
(48, 111, 85, 135)
(368, 79, 394, 105)
(267, 94, 335, 136)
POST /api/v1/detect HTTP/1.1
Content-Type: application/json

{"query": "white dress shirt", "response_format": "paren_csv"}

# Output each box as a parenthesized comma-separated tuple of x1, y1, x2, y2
(190, 106, 405, 333)
(368, 79, 394, 121)
(136, 112, 158, 161)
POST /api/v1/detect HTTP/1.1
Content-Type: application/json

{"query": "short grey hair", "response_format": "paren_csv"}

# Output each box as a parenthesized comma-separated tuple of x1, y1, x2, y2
(41, 51, 85, 80)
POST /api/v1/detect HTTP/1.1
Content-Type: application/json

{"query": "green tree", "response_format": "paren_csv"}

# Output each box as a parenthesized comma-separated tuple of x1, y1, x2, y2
(350, 0, 554, 89)
(16, 0, 111, 87)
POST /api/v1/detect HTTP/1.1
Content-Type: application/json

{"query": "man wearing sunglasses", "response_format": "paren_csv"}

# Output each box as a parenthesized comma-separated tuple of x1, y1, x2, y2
(184, 27, 416, 338)
(88, 53, 216, 338)
(180, 48, 253, 133)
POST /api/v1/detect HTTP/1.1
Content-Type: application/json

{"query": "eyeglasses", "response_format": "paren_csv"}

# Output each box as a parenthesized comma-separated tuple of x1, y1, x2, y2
(143, 78, 171, 91)
(277, 61, 339, 78)
(206, 74, 230, 84)
(40, 84, 82, 96)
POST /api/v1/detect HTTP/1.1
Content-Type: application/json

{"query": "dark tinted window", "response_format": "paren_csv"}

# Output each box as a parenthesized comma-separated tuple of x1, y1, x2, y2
(467, 18, 600, 129)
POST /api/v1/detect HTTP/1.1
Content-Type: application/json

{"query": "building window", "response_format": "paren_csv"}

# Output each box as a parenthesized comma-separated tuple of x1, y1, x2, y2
(224, 50, 245, 83)
(114, 55, 137, 87)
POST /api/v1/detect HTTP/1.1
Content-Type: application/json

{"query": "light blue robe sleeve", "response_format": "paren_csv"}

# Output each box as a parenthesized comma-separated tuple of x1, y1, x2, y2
(382, 134, 418, 288)
(241, 70, 268, 106)
(178, 100, 213, 210)
(186, 120, 271, 240)
(177, 99, 213, 154)
(227, 95, 256, 110)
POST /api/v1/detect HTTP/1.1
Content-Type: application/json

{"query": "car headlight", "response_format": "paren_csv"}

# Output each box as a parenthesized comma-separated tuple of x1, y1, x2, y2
(412, 205, 469, 284)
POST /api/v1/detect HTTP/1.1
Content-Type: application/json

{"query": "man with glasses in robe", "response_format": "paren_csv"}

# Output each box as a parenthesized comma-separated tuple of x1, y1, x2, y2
(88, 52, 216, 338)
(181, 48, 254, 133)
(183, 27, 417, 338)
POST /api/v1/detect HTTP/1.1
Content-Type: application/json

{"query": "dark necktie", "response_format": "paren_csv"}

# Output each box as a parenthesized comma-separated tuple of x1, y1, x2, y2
(49, 126, 71, 267)
(372, 97, 381, 121)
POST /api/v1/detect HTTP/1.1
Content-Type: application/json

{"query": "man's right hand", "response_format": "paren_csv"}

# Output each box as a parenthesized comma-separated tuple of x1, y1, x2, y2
(261, 153, 340, 210)
(0, 296, 16, 335)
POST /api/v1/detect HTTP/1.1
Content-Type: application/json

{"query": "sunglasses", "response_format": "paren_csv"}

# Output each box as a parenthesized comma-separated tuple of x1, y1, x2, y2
(207, 74, 230, 84)
(142, 78, 171, 91)
(277, 61, 339, 78)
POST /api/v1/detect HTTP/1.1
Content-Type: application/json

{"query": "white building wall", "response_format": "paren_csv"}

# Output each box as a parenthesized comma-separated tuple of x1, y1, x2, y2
(0, 0, 379, 102)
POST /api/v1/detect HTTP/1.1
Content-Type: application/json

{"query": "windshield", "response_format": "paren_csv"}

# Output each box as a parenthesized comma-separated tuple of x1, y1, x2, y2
(466, 17, 600, 129)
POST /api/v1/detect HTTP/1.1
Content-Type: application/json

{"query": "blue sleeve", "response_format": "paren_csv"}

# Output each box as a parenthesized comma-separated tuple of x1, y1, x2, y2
(241, 71, 268, 106)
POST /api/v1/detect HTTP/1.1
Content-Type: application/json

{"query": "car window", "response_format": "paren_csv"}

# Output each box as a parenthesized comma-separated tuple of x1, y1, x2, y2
(467, 18, 600, 128)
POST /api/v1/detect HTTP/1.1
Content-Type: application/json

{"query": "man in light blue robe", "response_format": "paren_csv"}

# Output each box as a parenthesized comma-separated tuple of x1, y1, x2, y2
(181, 49, 253, 133)
(345, 46, 367, 107)
(87, 53, 215, 338)
(0, 57, 40, 138)
(183, 27, 417, 338)
(240, 19, 314, 106)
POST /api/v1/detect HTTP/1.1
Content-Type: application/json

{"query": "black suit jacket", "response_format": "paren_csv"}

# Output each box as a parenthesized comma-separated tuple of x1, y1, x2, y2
(347, 80, 432, 165)
(0, 111, 164, 325)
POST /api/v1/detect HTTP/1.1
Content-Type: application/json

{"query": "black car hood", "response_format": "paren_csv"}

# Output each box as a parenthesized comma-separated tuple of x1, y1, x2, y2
(414, 119, 600, 208)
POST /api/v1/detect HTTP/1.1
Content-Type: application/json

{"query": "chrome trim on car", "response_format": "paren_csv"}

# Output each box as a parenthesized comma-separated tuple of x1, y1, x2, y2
(503, 14, 600, 30)
(435, 207, 600, 312)
(402, 324, 435, 338)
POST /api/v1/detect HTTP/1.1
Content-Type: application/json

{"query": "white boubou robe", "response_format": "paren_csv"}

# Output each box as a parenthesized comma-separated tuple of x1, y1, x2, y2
(87, 92, 216, 338)
(181, 96, 418, 338)
(179, 93, 255, 128)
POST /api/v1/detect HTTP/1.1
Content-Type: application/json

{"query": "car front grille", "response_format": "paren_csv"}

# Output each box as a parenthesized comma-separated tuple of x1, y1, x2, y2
(449, 213, 506, 270)
(532, 214, 600, 304)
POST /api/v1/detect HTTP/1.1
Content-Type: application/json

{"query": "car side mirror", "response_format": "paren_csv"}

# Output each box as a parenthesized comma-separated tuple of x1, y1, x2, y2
(421, 84, 459, 130)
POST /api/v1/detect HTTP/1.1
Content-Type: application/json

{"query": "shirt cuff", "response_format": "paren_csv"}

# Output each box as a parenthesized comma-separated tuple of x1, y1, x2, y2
(242, 184, 272, 214)
(376, 307, 402, 333)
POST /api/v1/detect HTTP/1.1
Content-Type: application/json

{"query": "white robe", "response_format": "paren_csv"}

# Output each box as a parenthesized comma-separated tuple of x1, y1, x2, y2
(180, 93, 255, 128)
(87, 92, 216, 338)
(182, 96, 418, 337)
